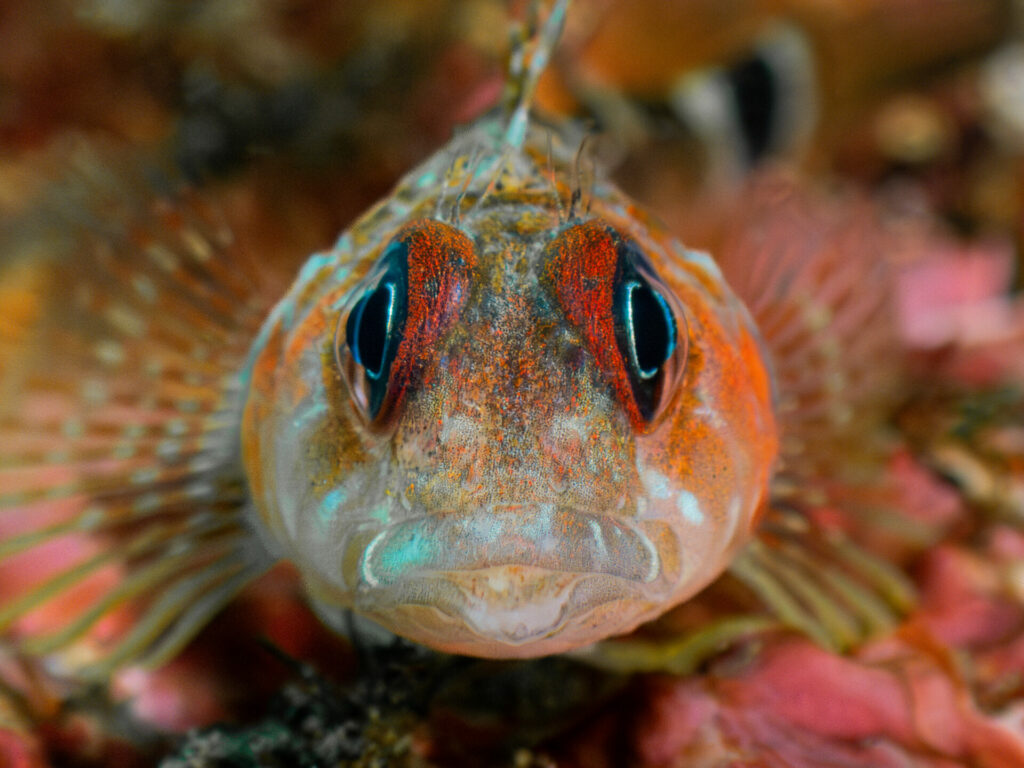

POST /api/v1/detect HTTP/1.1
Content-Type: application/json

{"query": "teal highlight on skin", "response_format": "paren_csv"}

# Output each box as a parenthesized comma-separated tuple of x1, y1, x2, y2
(517, 504, 554, 546)
(505, 109, 529, 149)
(332, 232, 352, 252)
(374, 527, 436, 580)
(502, 0, 568, 148)
(291, 401, 328, 434)
(317, 488, 347, 529)
(296, 252, 335, 290)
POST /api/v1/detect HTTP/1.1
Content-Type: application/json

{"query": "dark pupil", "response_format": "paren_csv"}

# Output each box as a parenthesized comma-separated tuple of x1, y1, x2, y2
(628, 282, 675, 379)
(346, 282, 394, 380)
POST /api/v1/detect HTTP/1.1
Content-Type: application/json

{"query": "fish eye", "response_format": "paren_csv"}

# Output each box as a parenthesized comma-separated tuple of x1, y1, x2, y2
(621, 279, 676, 380)
(334, 219, 477, 425)
(613, 243, 686, 423)
(336, 240, 409, 421)
(346, 280, 398, 381)
(543, 221, 688, 430)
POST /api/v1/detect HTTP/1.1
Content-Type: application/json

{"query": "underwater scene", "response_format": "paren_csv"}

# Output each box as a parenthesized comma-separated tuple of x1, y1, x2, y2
(1, 1, 1024, 766)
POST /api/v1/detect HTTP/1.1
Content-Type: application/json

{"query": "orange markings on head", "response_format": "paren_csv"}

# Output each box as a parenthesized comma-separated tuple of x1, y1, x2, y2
(544, 221, 644, 428)
(372, 219, 477, 422)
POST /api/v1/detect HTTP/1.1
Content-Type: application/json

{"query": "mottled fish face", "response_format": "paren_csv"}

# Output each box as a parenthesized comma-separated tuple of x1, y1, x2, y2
(242, 132, 778, 658)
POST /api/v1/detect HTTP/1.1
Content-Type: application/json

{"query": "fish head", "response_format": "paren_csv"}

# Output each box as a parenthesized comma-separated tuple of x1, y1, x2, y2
(241, 118, 778, 657)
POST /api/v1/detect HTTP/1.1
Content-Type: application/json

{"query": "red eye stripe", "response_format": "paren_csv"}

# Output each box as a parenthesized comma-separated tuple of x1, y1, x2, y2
(545, 221, 644, 428)
(385, 219, 476, 414)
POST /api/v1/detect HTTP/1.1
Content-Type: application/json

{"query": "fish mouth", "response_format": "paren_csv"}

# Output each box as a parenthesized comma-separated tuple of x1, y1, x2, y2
(348, 507, 682, 656)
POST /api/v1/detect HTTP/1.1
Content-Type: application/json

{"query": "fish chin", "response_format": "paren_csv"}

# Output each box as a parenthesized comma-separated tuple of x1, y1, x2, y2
(356, 569, 662, 658)
(343, 507, 690, 657)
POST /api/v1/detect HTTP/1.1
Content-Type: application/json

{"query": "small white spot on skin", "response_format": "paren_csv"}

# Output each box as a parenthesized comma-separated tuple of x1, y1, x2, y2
(588, 519, 607, 559)
(642, 468, 674, 500)
(439, 413, 483, 446)
(691, 401, 726, 429)
(676, 490, 705, 525)
(552, 414, 588, 440)
(484, 569, 510, 593)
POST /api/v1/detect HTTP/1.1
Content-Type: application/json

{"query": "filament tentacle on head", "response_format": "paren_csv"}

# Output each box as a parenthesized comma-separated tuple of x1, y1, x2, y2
(503, 0, 572, 150)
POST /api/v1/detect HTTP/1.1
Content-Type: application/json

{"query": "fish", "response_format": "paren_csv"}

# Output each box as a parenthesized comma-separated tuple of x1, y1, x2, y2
(0, 0, 915, 675)
(539, 0, 1014, 203)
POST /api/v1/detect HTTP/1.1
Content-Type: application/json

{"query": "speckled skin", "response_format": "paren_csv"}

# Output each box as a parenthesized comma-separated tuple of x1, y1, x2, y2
(241, 114, 777, 658)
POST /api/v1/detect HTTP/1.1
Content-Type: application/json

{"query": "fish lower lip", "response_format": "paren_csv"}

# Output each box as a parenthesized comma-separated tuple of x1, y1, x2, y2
(356, 507, 662, 588)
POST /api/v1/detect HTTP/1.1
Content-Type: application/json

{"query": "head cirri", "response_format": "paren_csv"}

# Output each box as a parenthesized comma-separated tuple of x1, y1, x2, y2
(241, 113, 777, 658)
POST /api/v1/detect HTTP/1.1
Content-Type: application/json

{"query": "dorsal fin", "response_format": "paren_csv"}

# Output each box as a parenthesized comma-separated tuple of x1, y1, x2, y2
(0, 139, 275, 679)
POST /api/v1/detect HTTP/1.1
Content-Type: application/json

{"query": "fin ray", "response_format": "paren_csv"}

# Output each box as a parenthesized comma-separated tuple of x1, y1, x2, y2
(729, 508, 916, 651)
(0, 140, 277, 675)
(716, 172, 903, 500)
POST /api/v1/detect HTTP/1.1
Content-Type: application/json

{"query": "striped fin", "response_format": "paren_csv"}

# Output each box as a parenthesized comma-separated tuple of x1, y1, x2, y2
(0, 140, 275, 679)
(728, 507, 915, 653)
(716, 171, 904, 504)
(703, 173, 923, 661)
